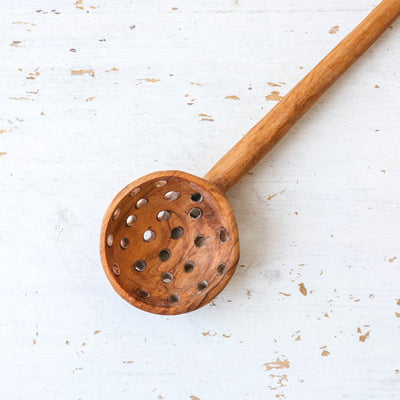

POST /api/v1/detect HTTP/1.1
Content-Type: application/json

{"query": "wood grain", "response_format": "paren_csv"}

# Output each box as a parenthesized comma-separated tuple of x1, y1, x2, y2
(100, 171, 240, 314)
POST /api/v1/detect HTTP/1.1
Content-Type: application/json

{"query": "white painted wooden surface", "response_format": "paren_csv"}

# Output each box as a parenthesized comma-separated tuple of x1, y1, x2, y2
(1, 1, 399, 399)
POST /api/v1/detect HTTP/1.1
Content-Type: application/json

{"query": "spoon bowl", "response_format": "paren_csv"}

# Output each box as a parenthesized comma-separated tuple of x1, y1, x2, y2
(100, 170, 240, 315)
(100, 1, 400, 314)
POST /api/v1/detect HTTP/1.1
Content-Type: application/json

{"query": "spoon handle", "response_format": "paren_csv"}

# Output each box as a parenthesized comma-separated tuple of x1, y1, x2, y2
(204, 0, 400, 193)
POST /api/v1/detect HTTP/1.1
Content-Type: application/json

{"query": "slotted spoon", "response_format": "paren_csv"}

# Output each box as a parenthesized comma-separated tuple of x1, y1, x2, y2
(100, 0, 400, 314)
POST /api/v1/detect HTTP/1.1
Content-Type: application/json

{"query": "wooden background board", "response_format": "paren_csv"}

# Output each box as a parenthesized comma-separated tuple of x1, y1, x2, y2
(1, 1, 399, 398)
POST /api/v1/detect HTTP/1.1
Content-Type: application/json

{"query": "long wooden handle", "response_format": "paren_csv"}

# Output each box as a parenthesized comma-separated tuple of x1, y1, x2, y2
(204, 0, 400, 193)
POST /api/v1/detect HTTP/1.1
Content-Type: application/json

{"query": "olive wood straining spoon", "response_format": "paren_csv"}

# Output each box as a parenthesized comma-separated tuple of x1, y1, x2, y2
(100, 0, 400, 315)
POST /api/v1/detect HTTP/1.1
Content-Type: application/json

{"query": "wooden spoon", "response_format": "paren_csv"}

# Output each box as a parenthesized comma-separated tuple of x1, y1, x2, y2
(100, 0, 400, 315)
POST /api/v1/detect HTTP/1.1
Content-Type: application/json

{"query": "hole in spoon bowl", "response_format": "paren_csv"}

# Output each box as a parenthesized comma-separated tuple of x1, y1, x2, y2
(157, 210, 171, 221)
(184, 261, 195, 273)
(112, 263, 120, 276)
(129, 187, 141, 197)
(191, 193, 203, 203)
(164, 191, 180, 201)
(171, 226, 184, 239)
(159, 249, 170, 262)
(126, 215, 137, 226)
(136, 198, 148, 209)
(161, 272, 173, 283)
(194, 235, 205, 247)
(143, 230, 156, 242)
(112, 208, 121, 220)
(155, 180, 167, 187)
(168, 293, 180, 303)
(189, 208, 202, 219)
(134, 260, 147, 272)
(219, 227, 229, 243)
(107, 234, 113, 247)
(217, 263, 226, 275)
(120, 237, 129, 249)
(137, 289, 150, 298)
(198, 280, 208, 291)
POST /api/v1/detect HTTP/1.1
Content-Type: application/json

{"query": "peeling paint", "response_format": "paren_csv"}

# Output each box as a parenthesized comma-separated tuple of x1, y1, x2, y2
(299, 283, 307, 296)
(137, 78, 160, 83)
(266, 91, 283, 101)
(263, 358, 290, 371)
(10, 41, 25, 47)
(329, 25, 340, 34)
(71, 69, 95, 77)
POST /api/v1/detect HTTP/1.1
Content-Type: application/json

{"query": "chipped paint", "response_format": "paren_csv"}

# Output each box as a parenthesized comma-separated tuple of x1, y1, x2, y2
(225, 95, 240, 100)
(137, 78, 160, 83)
(199, 113, 214, 121)
(74, 0, 84, 10)
(263, 358, 290, 371)
(266, 91, 283, 101)
(270, 374, 288, 387)
(10, 41, 25, 47)
(298, 283, 307, 296)
(71, 69, 95, 77)
(202, 331, 217, 336)
(359, 330, 370, 342)
(329, 25, 340, 34)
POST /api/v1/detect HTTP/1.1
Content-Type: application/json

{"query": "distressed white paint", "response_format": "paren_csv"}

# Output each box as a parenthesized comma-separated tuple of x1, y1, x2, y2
(1, 1, 399, 399)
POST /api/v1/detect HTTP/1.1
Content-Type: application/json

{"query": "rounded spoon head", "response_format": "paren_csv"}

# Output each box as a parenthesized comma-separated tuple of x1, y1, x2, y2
(100, 170, 240, 315)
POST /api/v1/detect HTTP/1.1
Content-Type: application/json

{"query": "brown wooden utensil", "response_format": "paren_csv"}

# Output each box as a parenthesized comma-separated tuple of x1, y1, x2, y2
(100, 0, 400, 315)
